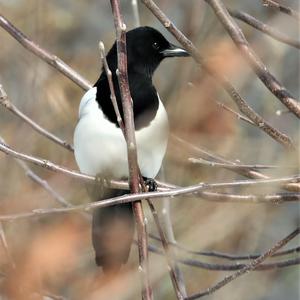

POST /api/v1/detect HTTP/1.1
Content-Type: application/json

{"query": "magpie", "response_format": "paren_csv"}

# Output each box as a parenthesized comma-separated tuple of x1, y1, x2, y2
(74, 26, 189, 273)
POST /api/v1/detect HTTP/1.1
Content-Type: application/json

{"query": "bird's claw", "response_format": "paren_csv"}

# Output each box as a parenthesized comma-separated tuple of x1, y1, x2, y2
(142, 177, 158, 192)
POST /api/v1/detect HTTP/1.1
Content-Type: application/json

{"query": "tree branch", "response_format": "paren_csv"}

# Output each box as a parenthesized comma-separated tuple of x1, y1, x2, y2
(110, 1, 152, 299)
(262, 0, 300, 21)
(229, 9, 300, 49)
(0, 84, 73, 152)
(0, 14, 92, 91)
(186, 227, 300, 299)
(205, 0, 300, 118)
(141, 0, 296, 149)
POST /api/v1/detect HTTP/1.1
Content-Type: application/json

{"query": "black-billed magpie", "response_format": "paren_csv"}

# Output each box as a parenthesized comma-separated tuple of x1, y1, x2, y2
(74, 26, 189, 273)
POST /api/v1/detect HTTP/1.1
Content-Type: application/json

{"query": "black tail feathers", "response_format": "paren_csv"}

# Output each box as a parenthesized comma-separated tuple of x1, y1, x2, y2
(92, 189, 134, 274)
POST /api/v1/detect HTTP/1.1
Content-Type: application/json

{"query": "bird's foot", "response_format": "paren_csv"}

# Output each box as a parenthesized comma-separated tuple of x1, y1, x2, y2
(142, 177, 158, 192)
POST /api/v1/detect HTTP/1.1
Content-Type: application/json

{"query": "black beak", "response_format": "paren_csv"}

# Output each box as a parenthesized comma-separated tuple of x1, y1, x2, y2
(160, 43, 190, 57)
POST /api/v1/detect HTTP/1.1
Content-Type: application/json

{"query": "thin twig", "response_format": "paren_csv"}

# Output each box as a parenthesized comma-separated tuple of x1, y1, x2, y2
(98, 41, 125, 132)
(189, 157, 296, 170)
(216, 101, 255, 126)
(131, 0, 141, 27)
(141, 0, 296, 149)
(0, 84, 73, 152)
(99, 38, 183, 299)
(110, 1, 152, 299)
(229, 9, 300, 49)
(186, 227, 300, 299)
(0, 223, 15, 269)
(149, 234, 300, 260)
(149, 243, 300, 271)
(205, 0, 300, 118)
(0, 14, 92, 91)
(172, 135, 300, 192)
(262, 0, 300, 21)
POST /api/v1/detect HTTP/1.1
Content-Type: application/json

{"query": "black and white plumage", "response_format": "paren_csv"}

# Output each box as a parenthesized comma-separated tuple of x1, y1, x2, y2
(74, 26, 189, 273)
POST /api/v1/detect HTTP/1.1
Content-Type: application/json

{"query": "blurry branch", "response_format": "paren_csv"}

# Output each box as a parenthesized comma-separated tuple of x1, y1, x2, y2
(189, 157, 295, 170)
(110, 1, 152, 299)
(141, 0, 295, 149)
(229, 9, 300, 49)
(149, 234, 300, 260)
(186, 227, 300, 299)
(216, 102, 255, 126)
(99, 38, 184, 300)
(172, 135, 300, 192)
(131, 0, 141, 27)
(0, 85, 73, 152)
(0, 10, 295, 148)
(0, 15, 92, 91)
(0, 222, 15, 269)
(149, 243, 300, 271)
(262, 0, 300, 21)
(205, 0, 300, 118)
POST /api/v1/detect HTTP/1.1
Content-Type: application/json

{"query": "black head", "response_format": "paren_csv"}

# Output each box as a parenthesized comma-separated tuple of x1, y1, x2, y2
(105, 26, 189, 78)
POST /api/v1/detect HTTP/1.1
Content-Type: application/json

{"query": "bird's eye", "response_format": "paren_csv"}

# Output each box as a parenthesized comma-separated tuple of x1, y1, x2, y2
(152, 42, 160, 50)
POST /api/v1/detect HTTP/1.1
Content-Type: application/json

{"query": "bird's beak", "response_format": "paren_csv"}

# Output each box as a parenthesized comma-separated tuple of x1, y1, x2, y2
(160, 43, 190, 57)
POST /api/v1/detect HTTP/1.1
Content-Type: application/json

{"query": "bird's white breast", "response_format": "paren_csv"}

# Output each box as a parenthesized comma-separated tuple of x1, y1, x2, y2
(74, 87, 169, 179)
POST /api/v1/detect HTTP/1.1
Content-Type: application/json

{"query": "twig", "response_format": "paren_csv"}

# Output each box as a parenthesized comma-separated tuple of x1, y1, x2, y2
(229, 9, 300, 49)
(189, 157, 296, 170)
(0, 222, 15, 269)
(186, 227, 300, 299)
(132, 0, 141, 27)
(205, 0, 300, 118)
(0, 14, 92, 91)
(98, 41, 125, 132)
(216, 101, 255, 126)
(0, 84, 73, 152)
(149, 234, 300, 260)
(262, 0, 300, 21)
(141, 0, 296, 149)
(99, 38, 183, 299)
(110, 1, 152, 299)
(149, 243, 300, 271)
(172, 135, 300, 192)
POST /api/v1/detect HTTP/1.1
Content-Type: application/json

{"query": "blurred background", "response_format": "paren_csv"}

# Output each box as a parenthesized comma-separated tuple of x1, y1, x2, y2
(0, 0, 299, 299)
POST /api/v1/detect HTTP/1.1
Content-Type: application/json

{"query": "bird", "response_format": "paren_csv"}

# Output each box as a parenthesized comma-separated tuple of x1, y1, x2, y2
(73, 26, 189, 274)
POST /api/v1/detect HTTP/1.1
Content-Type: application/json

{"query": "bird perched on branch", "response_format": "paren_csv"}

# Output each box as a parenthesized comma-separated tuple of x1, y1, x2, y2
(74, 26, 189, 273)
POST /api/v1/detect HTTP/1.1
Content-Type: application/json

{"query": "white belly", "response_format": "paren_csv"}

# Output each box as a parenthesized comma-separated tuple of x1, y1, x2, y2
(73, 88, 169, 179)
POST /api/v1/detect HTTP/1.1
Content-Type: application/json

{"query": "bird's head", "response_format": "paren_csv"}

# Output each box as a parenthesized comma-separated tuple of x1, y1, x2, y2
(106, 26, 189, 78)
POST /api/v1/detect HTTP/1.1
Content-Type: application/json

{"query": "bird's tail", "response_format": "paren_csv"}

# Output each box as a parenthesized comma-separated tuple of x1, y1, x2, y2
(92, 189, 134, 274)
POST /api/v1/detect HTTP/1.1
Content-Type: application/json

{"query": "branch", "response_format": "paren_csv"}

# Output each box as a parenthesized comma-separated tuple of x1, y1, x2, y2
(186, 227, 300, 299)
(229, 9, 300, 49)
(140, 0, 296, 149)
(150, 234, 300, 260)
(172, 135, 300, 192)
(99, 38, 184, 300)
(262, 0, 300, 21)
(205, 0, 300, 118)
(0, 84, 73, 152)
(110, 1, 152, 299)
(0, 14, 92, 91)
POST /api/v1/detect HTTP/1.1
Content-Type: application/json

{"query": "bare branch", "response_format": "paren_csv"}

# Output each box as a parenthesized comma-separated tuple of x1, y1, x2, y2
(189, 157, 296, 170)
(132, 0, 141, 27)
(0, 84, 73, 152)
(205, 0, 300, 118)
(141, 0, 296, 149)
(172, 135, 300, 192)
(0, 14, 92, 91)
(186, 227, 300, 299)
(229, 9, 300, 49)
(262, 0, 300, 21)
(216, 101, 255, 126)
(0, 223, 15, 269)
(110, 1, 152, 299)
